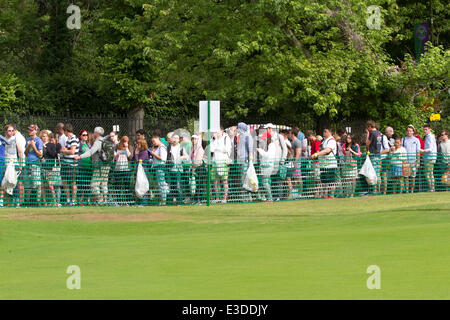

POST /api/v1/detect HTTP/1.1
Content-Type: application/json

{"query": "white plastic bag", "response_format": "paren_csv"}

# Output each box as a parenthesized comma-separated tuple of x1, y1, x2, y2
(359, 155, 377, 186)
(1, 161, 18, 196)
(135, 162, 149, 198)
(243, 161, 259, 192)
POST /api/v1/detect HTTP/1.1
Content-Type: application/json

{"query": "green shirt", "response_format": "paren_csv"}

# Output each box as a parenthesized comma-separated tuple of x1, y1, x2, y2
(80, 142, 91, 167)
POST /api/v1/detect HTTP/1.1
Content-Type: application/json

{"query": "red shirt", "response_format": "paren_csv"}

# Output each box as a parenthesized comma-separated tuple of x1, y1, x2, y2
(311, 139, 322, 155)
(415, 135, 425, 150)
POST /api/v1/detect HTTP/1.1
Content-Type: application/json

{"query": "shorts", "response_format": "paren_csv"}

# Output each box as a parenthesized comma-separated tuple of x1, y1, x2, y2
(23, 163, 41, 188)
(342, 165, 358, 178)
(381, 156, 390, 172)
(370, 155, 382, 176)
(310, 163, 321, 180)
(390, 165, 403, 177)
(211, 162, 229, 180)
(320, 167, 338, 184)
(291, 161, 301, 178)
(61, 163, 78, 183)
(405, 163, 417, 178)
(423, 160, 435, 174)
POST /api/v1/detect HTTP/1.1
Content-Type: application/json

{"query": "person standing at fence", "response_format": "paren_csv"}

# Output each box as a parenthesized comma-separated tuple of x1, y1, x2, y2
(75, 127, 112, 205)
(438, 130, 450, 189)
(115, 136, 132, 204)
(180, 134, 193, 156)
(256, 130, 276, 202)
(210, 126, 232, 204)
(236, 122, 254, 202)
(49, 134, 63, 205)
(24, 125, 43, 206)
(385, 127, 399, 148)
(167, 134, 188, 204)
(61, 124, 79, 206)
(401, 125, 421, 193)
(421, 124, 437, 192)
(56, 123, 67, 149)
(154, 129, 168, 147)
(77, 130, 92, 205)
(149, 135, 169, 206)
(190, 134, 205, 204)
(389, 136, 407, 194)
(133, 129, 147, 155)
(107, 131, 121, 205)
(133, 139, 152, 205)
(365, 120, 383, 194)
(40, 130, 58, 206)
(307, 131, 322, 198)
(265, 123, 287, 201)
(281, 131, 294, 200)
(377, 124, 391, 195)
(341, 133, 361, 197)
(311, 127, 338, 199)
(288, 127, 302, 199)
(3, 124, 24, 206)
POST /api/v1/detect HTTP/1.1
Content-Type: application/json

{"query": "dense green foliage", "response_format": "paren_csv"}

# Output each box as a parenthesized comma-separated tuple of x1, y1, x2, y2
(0, 0, 448, 130)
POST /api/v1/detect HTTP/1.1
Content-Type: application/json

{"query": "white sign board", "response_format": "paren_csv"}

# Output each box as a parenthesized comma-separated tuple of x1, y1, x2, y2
(199, 101, 220, 133)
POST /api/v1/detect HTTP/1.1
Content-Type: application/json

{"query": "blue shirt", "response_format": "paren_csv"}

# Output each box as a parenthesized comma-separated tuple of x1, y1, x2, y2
(424, 133, 437, 162)
(26, 137, 44, 162)
(297, 131, 305, 141)
(0, 143, 4, 163)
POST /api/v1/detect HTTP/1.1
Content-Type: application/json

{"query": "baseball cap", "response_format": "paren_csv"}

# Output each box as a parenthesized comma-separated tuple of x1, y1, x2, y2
(28, 124, 39, 132)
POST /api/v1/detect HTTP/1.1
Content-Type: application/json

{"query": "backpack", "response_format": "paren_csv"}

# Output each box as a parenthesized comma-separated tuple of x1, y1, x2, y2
(100, 138, 116, 162)
(166, 144, 185, 169)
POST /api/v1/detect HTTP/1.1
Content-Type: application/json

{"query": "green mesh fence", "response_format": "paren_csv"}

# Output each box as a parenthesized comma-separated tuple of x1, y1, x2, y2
(0, 153, 449, 207)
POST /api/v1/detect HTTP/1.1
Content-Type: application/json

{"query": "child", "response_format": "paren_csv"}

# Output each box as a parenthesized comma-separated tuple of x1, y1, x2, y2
(389, 137, 407, 194)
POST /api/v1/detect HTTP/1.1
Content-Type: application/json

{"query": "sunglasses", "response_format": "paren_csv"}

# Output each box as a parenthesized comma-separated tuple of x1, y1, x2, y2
(81, 134, 88, 136)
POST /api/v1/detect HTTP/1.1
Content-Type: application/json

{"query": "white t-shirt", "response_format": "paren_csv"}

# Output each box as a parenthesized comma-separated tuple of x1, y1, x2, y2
(391, 147, 407, 168)
(320, 137, 337, 168)
(58, 133, 68, 148)
(15, 131, 26, 159)
(380, 135, 390, 158)
(300, 138, 308, 158)
(439, 140, 450, 164)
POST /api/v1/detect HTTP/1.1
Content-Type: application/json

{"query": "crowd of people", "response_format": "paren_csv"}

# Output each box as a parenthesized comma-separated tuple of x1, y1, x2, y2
(0, 120, 448, 207)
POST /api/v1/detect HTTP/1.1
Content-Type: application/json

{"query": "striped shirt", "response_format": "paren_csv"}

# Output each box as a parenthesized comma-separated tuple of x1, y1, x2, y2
(63, 134, 80, 166)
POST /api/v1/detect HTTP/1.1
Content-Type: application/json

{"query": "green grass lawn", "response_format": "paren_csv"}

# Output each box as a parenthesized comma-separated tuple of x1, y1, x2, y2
(0, 192, 449, 300)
